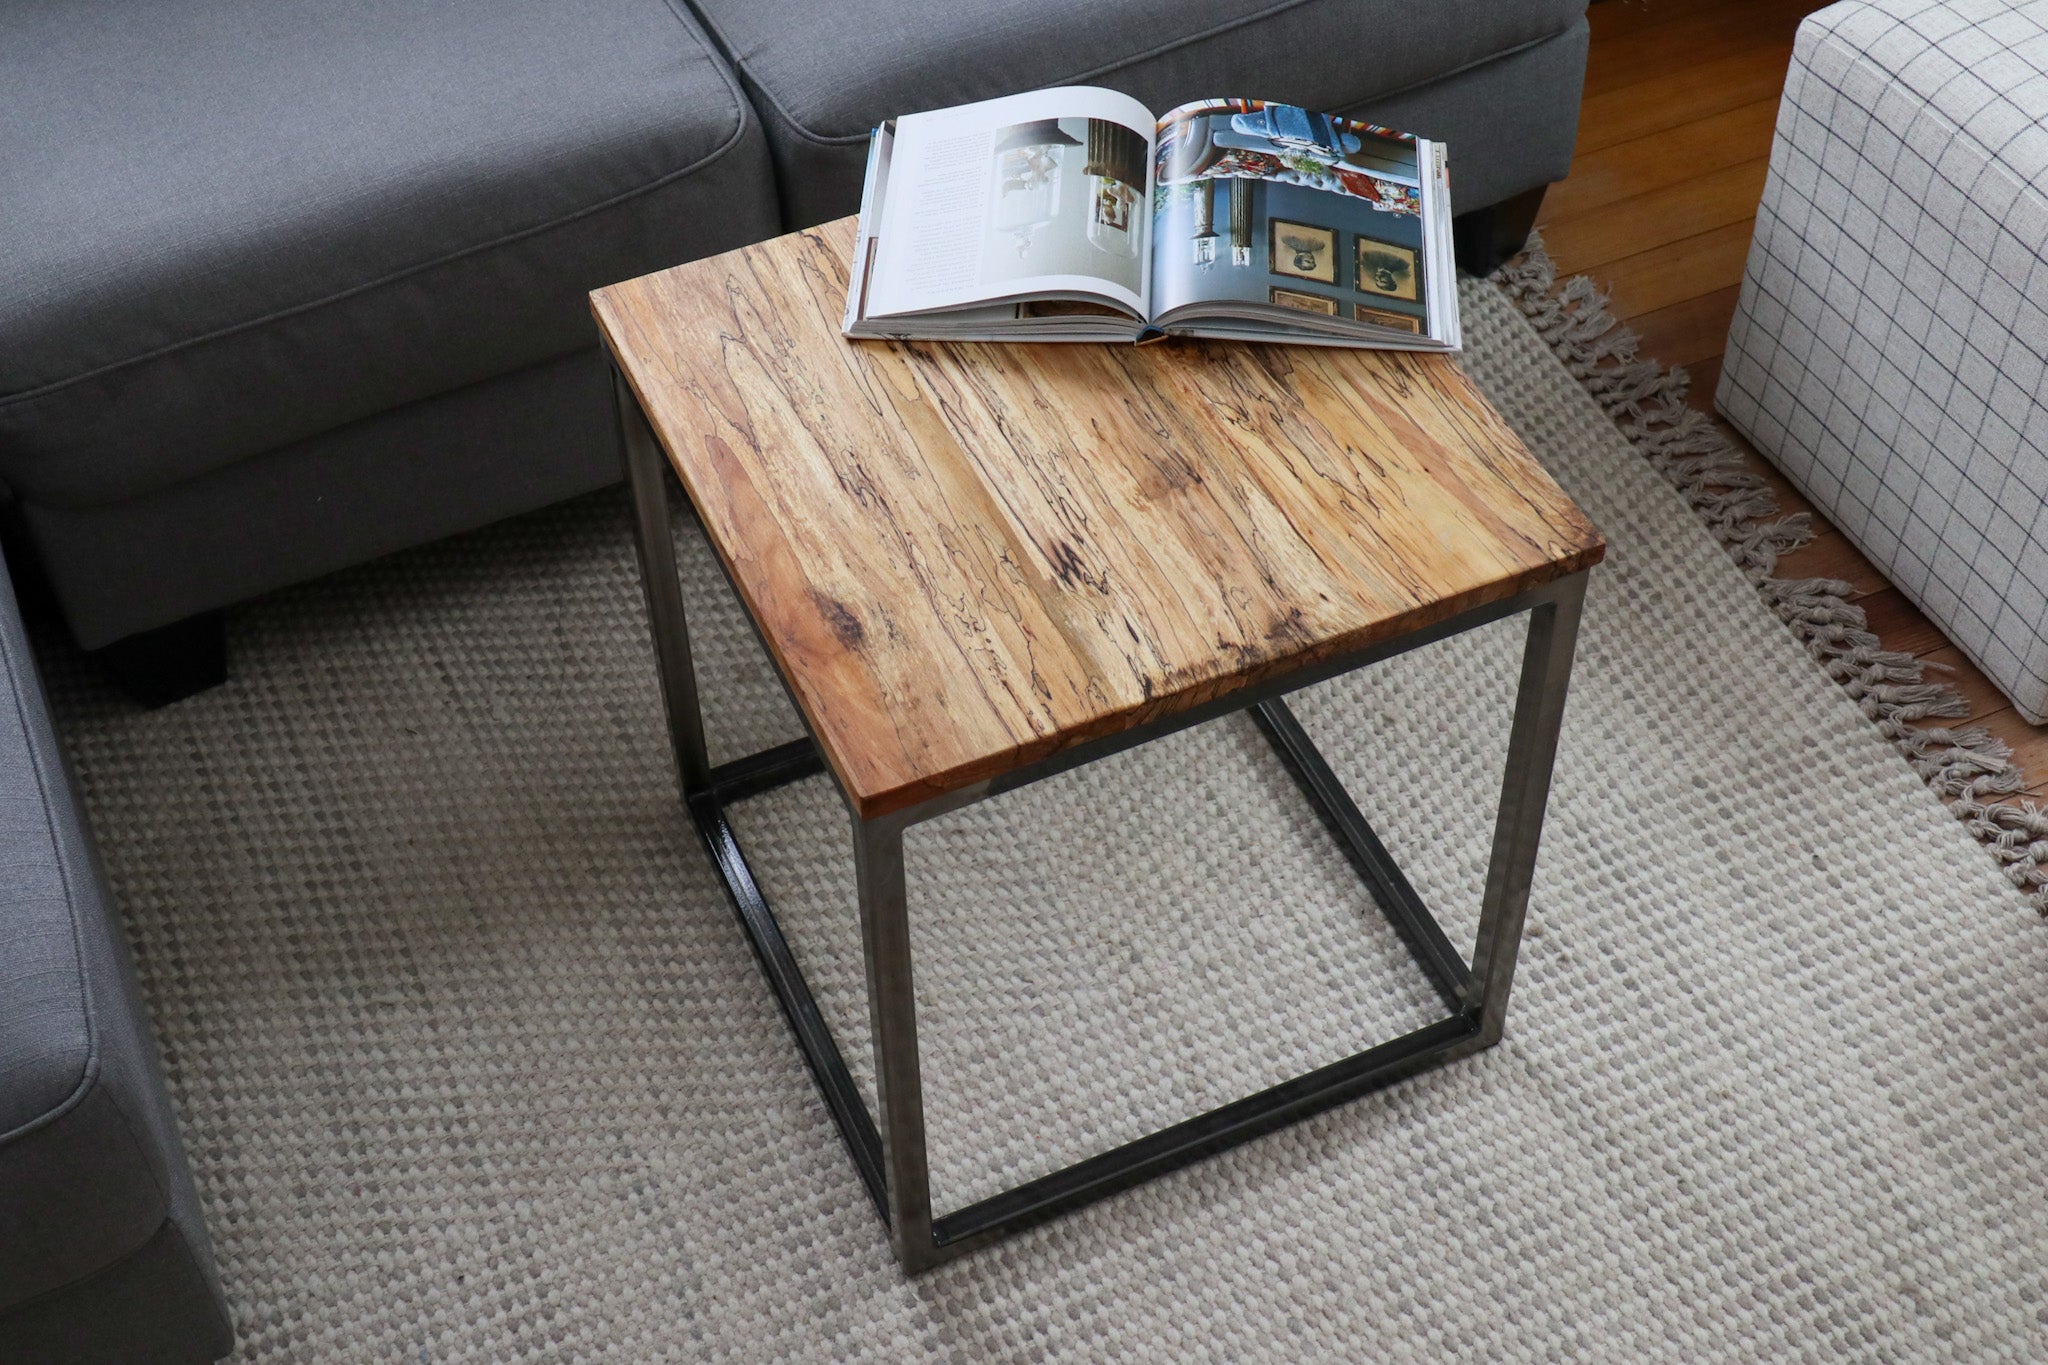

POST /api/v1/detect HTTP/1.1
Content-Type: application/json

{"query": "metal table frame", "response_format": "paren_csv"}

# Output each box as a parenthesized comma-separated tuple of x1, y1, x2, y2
(612, 365, 1588, 1273)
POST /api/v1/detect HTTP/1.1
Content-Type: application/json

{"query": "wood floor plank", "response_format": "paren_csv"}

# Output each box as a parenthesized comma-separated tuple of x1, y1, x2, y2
(1583, 0, 1818, 98)
(1543, 159, 1772, 274)
(1576, 44, 1797, 154)
(1588, 0, 1749, 41)
(1596, 220, 1758, 320)
(1679, 354, 1725, 414)
(1919, 646, 2024, 724)
(2020, 733, 2048, 796)
(1546, 100, 1781, 224)
(1976, 707, 2048, 792)
(1857, 588, 1951, 659)
(1621, 288, 1742, 371)
(1787, 530, 1890, 600)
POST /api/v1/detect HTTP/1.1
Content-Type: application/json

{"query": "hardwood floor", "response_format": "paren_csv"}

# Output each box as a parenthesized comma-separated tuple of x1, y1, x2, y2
(1543, 0, 2048, 796)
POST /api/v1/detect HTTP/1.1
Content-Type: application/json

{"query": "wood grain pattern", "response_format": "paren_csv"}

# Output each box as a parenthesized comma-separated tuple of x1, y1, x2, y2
(1541, 158, 1771, 273)
(594, 219, 1602, 818)
(1576, 43, 1797, 154)
(1626, 287, 1745, 371)
(1582, 0, 1812, 97)
(1587, 218, 1758, 320)
(1545, 99, 1779, 223)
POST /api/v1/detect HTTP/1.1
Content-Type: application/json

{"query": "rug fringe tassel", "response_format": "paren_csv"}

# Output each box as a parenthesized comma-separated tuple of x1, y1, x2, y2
(1494, 236, 2048, 914)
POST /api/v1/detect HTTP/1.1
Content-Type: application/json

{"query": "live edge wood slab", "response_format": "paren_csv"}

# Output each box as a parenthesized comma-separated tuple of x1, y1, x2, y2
(592, 217, 1604, 821)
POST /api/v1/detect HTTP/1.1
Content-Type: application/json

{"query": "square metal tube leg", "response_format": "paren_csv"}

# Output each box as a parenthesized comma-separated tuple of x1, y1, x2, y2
(1468, 574, 1587, 1046)
(851, 815, 939, 1271)
(612, 363, 712, 799)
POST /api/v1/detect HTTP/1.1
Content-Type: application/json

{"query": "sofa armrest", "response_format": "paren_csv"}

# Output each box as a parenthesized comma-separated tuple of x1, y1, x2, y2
(0, 547, 232, 1361)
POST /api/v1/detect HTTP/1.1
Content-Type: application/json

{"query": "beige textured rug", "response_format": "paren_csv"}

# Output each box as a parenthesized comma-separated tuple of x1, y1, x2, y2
(42, 277, 2048, 1361)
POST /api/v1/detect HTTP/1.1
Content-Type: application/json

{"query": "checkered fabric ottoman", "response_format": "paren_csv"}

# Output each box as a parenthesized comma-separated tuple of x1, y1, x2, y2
(1717, 0, 2048, 723)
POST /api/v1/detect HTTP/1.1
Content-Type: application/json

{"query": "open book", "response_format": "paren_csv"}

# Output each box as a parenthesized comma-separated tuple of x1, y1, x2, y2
(843, 88, 1458, 351)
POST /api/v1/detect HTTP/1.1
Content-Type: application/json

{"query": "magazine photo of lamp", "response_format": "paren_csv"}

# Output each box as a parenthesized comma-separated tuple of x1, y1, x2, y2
(988, 119, 1078, 260)
(975, 113, 1150, 297)
(1085, 119, 1148, 259)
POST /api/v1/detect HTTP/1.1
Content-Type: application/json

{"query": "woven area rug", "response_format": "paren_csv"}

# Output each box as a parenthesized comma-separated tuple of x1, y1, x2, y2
(40, 276, 2048, 1361)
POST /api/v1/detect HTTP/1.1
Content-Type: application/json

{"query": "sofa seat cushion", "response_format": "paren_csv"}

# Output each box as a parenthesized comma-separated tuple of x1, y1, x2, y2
(0, 0, 778, 510)
(686, 0, 1587, 225)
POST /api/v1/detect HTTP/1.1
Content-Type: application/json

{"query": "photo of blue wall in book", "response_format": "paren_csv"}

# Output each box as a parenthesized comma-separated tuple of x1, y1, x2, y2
(979, 116, 1149, 297)
(1153, 178, 1428, 329)
(1151, 100, 1428, 330)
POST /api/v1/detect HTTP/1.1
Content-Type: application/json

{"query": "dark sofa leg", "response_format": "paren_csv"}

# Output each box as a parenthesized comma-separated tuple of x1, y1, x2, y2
(90, 611, 227, 708)
(1453, 185, 1548, 277)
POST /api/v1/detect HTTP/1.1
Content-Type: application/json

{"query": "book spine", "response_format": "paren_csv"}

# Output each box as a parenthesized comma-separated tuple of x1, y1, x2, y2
(843, 125, 894, 334)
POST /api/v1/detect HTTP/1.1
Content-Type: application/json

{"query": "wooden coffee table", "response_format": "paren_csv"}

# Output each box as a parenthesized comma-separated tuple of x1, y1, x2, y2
(593, 219, 1603, 1273)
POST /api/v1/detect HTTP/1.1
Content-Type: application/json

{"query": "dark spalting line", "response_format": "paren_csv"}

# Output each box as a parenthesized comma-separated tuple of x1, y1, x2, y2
(722, 280, 1044, 776)
(811, 591, 865, 648)
(976, 533, 1079, 715)
(1045, 540, 1090, 590)
(1413, 358, 1596, 547)
(607, 273, 931, 802)
(1146, 427, 1318, 671)
(1260, 385, 1402, 554)
(1146, 358, 1335, 609)
(1113, 417, 1278, 658)
(862, 438, 1058, 760)
(690, 427, 904, 791)
(880, 353, 1120, 728)
(1290, 354, 1523, 599)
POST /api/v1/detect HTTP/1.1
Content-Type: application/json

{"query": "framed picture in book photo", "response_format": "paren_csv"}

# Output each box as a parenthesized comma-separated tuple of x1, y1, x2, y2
(1356, 238, 1420, 301)
(1270, 286, 1339, 315)
(1355, 303, 1422, 332)
(1269, 219, 1337, 283)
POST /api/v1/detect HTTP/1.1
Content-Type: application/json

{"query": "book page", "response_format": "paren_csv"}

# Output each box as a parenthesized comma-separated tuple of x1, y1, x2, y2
(865, 87, 1154, 319)
(1149, 100, 1434, 338)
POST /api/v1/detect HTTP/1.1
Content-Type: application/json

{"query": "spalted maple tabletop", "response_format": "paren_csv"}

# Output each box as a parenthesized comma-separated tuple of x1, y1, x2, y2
(592, 218, 1603, 820)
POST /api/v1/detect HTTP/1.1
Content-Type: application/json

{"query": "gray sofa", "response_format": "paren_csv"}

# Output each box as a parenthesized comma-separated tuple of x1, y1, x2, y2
(1, 0, 1589, 701)
(1, 2, 1589, 1357)
(0, 553, 234, 1363)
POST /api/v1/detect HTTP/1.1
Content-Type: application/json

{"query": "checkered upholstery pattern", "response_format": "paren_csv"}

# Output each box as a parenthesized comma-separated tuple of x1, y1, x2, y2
(1717, 0, 2048, 723)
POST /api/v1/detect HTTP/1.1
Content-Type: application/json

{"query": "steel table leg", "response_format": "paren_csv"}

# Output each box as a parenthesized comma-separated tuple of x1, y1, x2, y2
(1468, 572, 1587, 1046)
(612, 362, 711, 800)
(851, 814, 938, 1272)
